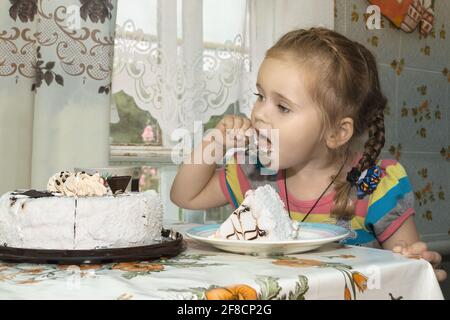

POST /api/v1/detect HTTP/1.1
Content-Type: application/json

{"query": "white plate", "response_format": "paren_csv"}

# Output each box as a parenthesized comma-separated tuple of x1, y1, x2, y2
(186, 222, 350, 256)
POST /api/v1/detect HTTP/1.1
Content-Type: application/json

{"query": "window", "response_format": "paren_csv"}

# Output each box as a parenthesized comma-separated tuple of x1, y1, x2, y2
(111, 91, 162, 146)
(110, 0, 249, 223)
(138, 166, 160, 192)
(110, 0, 248, 150)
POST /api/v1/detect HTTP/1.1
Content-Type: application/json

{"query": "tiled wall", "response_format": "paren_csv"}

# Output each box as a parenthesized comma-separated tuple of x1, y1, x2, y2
(335, 0, 449, 243)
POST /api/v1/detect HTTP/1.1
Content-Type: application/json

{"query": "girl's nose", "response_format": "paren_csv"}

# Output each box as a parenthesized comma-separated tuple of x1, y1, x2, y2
(252, 102, 270, 125)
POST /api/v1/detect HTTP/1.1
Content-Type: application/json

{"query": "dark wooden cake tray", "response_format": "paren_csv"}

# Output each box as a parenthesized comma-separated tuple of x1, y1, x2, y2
(0, 229, 186, 265)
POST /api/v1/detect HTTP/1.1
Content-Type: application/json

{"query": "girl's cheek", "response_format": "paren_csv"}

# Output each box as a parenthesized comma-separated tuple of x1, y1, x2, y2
(276, 137, 295, 164)
(278, 133, 306, 160)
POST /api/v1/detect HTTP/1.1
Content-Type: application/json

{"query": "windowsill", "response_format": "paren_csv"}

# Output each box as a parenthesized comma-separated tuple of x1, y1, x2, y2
(110, 145, 175, 166)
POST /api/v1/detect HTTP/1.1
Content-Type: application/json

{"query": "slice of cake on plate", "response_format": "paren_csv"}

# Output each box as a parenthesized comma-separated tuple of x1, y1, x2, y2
(211, 185, 299, 241)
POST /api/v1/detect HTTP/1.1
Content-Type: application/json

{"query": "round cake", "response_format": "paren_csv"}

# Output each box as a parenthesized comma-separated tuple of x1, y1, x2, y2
(0, 171, 163, 250)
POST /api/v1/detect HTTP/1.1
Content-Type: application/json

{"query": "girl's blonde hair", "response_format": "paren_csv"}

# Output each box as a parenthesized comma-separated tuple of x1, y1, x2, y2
(266, 27, 387, 219)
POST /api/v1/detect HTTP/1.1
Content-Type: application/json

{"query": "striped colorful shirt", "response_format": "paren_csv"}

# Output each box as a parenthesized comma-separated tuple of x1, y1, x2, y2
(219, 153, 415, 248)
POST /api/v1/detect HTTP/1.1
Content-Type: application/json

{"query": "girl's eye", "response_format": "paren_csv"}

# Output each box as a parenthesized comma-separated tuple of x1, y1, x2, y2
(278, 105, 290, 113)
(253, 92, 264, 101)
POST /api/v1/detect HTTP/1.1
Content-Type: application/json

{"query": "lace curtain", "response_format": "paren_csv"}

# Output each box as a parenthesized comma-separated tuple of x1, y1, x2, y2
(112, 0, 252, 145)
(0, 0, 117, 192)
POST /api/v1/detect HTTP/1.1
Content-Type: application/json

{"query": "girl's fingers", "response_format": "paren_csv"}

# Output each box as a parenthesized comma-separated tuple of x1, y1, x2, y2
(422, 251, 442, 268)
(236, 119, 251, 141)
(220, 116, 252, 147)
(232, 116, 243, 131)
(392, 241, 407, 253)
(435, 269, 447, 282)
(402, 241, 427, 256)
(245, 128, 255, 137)
(393, 242, 447, 282)
(233, 117, 252, 141)
(242, 118, 252, 130)
(222, 115, 235, 129)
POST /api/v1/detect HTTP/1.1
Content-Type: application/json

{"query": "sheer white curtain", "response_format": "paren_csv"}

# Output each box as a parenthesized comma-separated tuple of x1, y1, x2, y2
(0, 0, 117, 194)
(113, 0, 250, 144)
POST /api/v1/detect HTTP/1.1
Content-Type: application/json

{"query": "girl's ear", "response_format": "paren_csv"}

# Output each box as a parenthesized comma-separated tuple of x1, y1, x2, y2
(326, 117, 354, 149)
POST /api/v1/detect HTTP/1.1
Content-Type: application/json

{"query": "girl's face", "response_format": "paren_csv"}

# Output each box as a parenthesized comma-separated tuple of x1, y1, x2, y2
(251, 56, 327, 170)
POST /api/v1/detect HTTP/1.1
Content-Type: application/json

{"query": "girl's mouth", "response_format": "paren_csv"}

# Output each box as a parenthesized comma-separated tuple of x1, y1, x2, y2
(253, 129, 273, 154)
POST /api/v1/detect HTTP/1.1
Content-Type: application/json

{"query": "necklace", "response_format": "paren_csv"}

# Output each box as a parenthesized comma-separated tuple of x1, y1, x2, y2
(284, 157, 348, 222)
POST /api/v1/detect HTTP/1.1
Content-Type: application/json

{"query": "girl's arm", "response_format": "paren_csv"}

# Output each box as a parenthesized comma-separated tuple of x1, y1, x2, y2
(170, 140, 227, 210)
(382, 216, 447, 282)
(170, 115, 252, 210)
(381, 216, 420, 250)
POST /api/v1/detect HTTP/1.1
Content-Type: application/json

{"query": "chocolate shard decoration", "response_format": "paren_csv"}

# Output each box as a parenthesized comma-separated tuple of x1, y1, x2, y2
(11, 189, 54, 198)
(107, 176, 131, 195)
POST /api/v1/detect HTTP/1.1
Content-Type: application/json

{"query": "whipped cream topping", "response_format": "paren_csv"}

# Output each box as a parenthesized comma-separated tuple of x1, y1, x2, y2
(211, 185, 299, 241)
(47, 171, 107, 197)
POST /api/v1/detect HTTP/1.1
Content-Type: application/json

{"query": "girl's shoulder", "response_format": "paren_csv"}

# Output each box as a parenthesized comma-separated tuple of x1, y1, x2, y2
(376, 158, 410, 182)
(369, 157, 413, 204)
(350, 153, 411, 194)
(352, 152, 409, 182)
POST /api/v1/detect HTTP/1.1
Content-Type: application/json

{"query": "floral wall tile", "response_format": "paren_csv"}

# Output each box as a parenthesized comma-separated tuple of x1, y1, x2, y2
(379, 64, 398, 150)
(345, 0, 401, 64)
(397, 70, 447, 153)
(401, 153, 449, 236)
(334, 0, 347, 34)
(442, 68, 450, 83)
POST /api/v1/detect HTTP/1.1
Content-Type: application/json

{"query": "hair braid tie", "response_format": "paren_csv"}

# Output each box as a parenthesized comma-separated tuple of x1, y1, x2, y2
(346, 167, 361, 186)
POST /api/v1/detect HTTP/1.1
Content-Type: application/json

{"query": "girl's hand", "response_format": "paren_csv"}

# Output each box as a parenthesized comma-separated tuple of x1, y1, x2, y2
(393, 241, 447, 282)
(214, 115, 254, 151)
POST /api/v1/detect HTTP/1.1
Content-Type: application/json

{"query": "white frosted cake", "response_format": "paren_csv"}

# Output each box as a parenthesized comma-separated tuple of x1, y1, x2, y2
(0, 171, 163, 250)
(211, 185, 299, 241)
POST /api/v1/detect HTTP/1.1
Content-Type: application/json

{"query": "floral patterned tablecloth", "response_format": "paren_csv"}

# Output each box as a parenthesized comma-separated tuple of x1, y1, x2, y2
(0, 223, 444, 300)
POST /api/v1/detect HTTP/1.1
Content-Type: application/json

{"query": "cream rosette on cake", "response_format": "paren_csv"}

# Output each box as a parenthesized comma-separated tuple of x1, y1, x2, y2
(47, 171, 107, 197)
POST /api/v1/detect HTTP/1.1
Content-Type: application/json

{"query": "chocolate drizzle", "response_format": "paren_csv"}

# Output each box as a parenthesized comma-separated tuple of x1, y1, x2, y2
(246, 227, 267, 240)
(9, 196, 17, 207)
(225, 205, 249, 239)
(224, 204, 268, 241)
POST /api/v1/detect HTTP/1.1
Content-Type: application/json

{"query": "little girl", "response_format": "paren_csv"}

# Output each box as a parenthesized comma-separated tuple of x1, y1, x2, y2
(170, 27, 446, 281)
